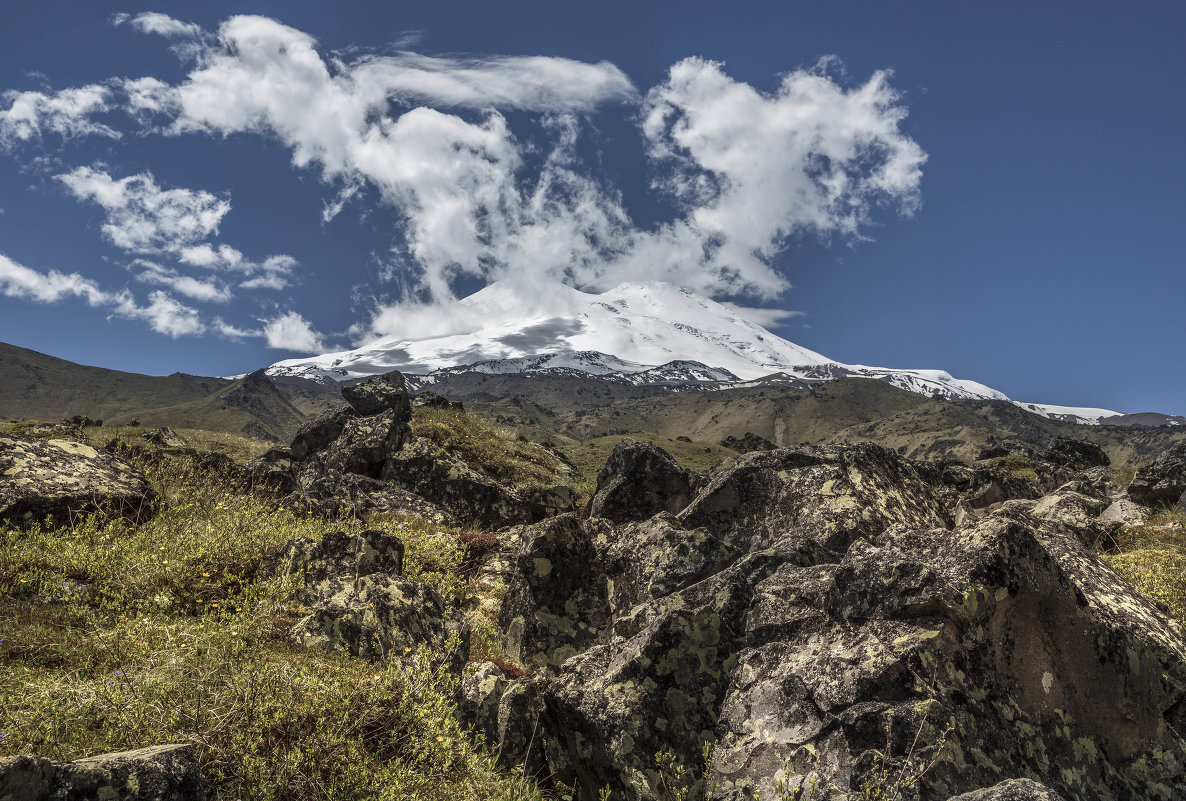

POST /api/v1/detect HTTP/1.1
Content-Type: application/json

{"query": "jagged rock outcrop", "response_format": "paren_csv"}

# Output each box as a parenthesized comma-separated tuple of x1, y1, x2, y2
(481, 443, 1186, 801)
(1128, 443, 1186, 509)
(0, 434, 154, 527)
(250, 369, 558, 527)
(291, 573, 469, 671)
(411, 391, 464, 412)
(1042, 437, 1110, 472)
(342, 371, 413, 418)
(586, 440, 697, 523)
(0, 744, 205, 800)
(266, 530, 469, 673)
(263, 529, 405, 603)
(380, 439, 542, 528)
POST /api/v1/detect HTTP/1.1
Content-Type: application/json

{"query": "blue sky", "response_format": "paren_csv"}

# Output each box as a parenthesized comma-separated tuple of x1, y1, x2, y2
(0, 1, 1182, 414)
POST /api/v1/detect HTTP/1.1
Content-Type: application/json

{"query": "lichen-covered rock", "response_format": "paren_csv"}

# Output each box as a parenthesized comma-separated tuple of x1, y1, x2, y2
(0, 744, 206, 801)
(318, 409, 407, 477)
(488, 443, 1186, 801)
(1099, 497, 1150, 527)
(720, 432, 775, 454)
(459, 663, 546, 771)
(461, 661, 509, 749)
(680, 443, 948, 552)
(341, 370, 413, 418)
(263, 529, 405, 604)
(412, 391, 464, 412)
(947, 779, 1069, 800)
(1030, 485, 1111, 546)
(586, 440, 696, 523)
(500, 514, 609, 669)
(522, 484, 579, 518)
(288, 468, 455, 524)
(382, 439, 539, 528)
(1129, 443, 1186, 508)
(0, 434, 154, 528)
(1042, 438, 1110, 472)
(291, 573, 469, 673)
(289, 408, 357, 462)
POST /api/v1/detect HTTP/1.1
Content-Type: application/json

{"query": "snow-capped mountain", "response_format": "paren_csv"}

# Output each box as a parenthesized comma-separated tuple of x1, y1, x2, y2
(267, 279, 1121, 425)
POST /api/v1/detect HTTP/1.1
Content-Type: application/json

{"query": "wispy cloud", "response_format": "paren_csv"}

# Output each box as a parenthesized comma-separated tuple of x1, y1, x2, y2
(0, 252, 202, 338)
(55, 166, 298, 301)
(0, 86, 119, 149)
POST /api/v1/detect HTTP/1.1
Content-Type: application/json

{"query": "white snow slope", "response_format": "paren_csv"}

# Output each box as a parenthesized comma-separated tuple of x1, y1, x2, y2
(267, 280, 1120, 424)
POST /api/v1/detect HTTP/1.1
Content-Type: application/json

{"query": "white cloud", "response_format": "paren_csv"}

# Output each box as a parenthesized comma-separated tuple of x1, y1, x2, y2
(0, 85, 119, 149)
(0, 251, 110, 305)
(55, 167, 298, 302)
(113, 12, 202, 39)
(57, 166, 230, 254)
(239, 273, 289, 291)
(1, 16, 927, 353)
(129, 290, 204, 336)
(262, 310, 325, 352)
(0, 251, 203, 338)
(134, 261, 232, 303)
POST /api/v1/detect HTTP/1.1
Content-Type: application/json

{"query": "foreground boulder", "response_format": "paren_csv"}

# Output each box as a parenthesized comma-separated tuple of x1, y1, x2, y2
(1129, 442, 1186, 509)
(266, 530, 469, 673)
(484, 443, 1186, 801)
(948, 779, 1068, 801)
(0, 434, 154, 527)
(0, 744, 204, 800)
(586, 440, 697, 523)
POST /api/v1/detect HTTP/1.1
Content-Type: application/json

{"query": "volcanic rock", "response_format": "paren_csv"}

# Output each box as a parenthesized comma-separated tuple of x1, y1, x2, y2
(341, 370, 414, 418)
(0, 744, 205, 801)
(1129, 442, 1186, 508)
(0, 434, 153, 527)
(586, 440, 697, 523)
(486, 443, 1186, 800)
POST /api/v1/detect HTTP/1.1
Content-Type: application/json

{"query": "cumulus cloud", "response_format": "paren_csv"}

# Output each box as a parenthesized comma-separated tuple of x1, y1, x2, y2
(262, 310, 325, 352)
(58, 166, 230, 253)
(0, 14, 926, 349)
(127, 18, 922, 341)
(0, 252, 110, 305)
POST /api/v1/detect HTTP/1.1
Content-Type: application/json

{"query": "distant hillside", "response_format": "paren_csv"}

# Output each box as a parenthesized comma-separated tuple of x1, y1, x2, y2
(460, 377, 1186, 466)
(0, 342, 227, 421)
(0, 342, 343, 441)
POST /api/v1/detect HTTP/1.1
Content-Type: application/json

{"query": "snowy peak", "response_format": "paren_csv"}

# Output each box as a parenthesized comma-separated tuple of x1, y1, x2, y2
(266, 279, 1124, 424)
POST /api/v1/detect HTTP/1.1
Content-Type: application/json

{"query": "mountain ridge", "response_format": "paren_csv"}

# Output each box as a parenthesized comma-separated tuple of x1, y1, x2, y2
(265, 280, 1164, 426)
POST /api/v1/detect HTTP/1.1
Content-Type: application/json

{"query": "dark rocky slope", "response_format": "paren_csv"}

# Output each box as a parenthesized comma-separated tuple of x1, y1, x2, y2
(469, 439, 1186, 800)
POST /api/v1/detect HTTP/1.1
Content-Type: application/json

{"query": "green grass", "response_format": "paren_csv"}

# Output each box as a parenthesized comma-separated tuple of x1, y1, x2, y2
(1105, 510, 1186, 623)
(413, 406, 577, 492)
(0, 449, 542, 800)
(991, 453, 1039, 482)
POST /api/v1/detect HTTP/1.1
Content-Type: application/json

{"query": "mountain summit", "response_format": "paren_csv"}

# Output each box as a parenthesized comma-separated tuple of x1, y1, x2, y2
(268, 280, 1125, 424)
